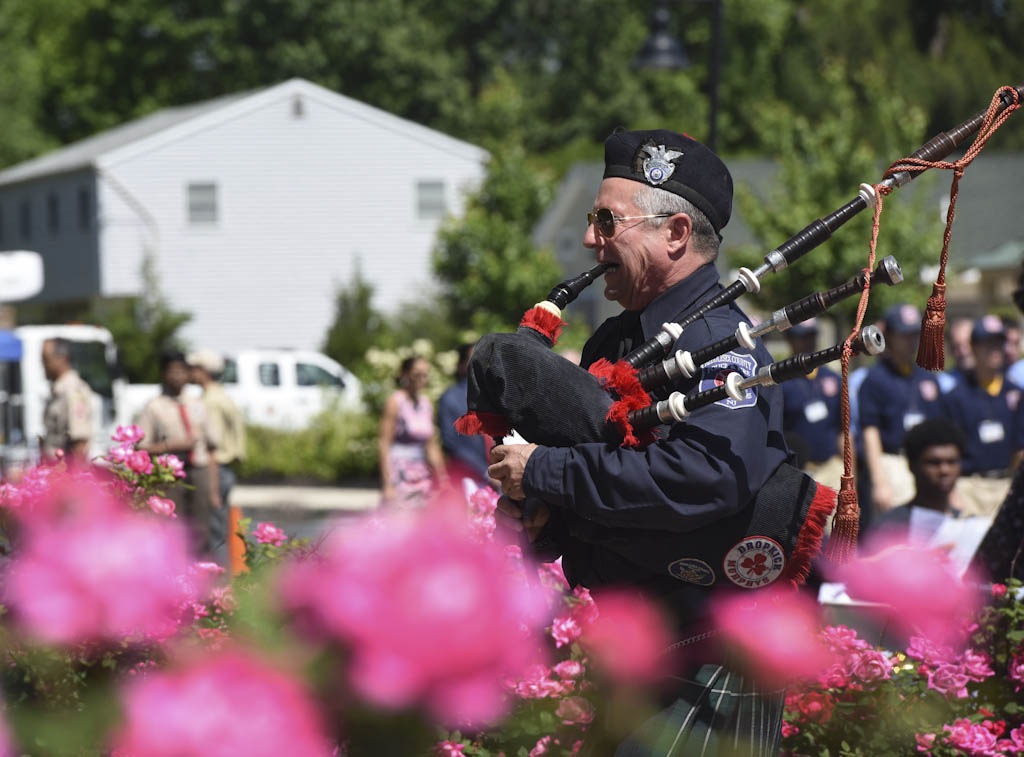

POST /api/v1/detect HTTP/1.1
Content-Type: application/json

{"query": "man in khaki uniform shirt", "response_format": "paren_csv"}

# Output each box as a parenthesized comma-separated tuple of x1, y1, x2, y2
(41, 337, 95, 463)
(137, 350, 219, 554)
(188, 349, 246, 568)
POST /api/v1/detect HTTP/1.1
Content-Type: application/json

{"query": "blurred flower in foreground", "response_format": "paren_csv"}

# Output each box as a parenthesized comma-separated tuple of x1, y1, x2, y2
(112, 649, 331, 756)
(580, 590, 673, 684)
(279, 509, 550, 726)
(2, 474, 202, 644)
(711, 587, 834, 686)
(834, 537, 980, 646)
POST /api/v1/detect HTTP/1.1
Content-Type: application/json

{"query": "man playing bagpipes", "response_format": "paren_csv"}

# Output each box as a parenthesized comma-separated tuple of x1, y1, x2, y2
(482, 129, 823, 756)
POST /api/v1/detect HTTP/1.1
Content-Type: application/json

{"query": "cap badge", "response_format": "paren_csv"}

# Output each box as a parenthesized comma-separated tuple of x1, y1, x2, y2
(642, 144, 684, 186)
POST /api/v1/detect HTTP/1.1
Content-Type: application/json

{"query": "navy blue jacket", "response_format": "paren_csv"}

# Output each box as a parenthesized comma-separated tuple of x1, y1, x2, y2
(438, 377, 490, 482)
(522, 263, 789, 628)
(857, 360, 943, 454)
(781, 366, 842, 463)
(939, 373, 1024, 475)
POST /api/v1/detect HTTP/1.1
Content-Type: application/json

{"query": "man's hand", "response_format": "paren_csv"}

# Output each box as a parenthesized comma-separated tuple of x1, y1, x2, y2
(495, 496, 551, 542)
(488, 443, 538, 500)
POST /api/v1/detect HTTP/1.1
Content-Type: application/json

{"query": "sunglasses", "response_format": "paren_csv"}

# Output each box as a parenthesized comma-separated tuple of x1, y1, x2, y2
(586, 208, 672, 238)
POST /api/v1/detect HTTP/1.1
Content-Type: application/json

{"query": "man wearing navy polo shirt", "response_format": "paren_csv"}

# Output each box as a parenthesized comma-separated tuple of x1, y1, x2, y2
(857, 303, 943, 513)
(780, 318, 842, 489)
(939, 314, 1024, 516)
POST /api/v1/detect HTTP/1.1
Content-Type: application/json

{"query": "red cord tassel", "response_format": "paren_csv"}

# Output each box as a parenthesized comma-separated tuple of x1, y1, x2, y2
(823, 475, 859, 565)
(916, 282, 947, 371)
(781, 482, 837, 587)
(519, 306, 566, 346)
(454, 410, 512, 439)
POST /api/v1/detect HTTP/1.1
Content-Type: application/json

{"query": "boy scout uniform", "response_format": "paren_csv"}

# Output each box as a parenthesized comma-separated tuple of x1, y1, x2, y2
(42, 369, 95, 460)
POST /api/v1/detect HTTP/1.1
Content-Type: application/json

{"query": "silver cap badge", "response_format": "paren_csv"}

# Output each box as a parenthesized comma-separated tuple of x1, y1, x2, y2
(642, 144, 684, 185)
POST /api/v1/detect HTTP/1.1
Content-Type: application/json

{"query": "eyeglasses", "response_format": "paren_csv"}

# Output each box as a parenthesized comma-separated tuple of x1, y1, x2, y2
(586, 208, 672, 238)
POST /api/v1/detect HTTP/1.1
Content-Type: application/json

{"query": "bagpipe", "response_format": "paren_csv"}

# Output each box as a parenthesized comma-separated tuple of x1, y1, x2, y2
(456, 84, 1023, 586)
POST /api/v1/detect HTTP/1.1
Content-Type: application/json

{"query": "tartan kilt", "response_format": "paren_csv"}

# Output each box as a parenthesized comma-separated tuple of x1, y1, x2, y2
(593, 664, 785, 757)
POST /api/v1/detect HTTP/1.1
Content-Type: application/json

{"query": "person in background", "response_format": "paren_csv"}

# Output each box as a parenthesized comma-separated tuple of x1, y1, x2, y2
(779, 318, 843, 490)
(869, 418, 966, 545)
(137, 350, 219, 554)
(438, 343, 490, 485)
(938, 315, 1024, 516)
(40, 337, 95, 464)
(188, 349, 246, 569)
(857, 303, 943, 515)
(379, 356, 446, 506)
(937, 316, 976, 393)
(1005, 315, 1024, 388)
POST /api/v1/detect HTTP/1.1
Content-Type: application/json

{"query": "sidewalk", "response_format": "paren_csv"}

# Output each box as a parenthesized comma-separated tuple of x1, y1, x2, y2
(232, 485, 380, 512)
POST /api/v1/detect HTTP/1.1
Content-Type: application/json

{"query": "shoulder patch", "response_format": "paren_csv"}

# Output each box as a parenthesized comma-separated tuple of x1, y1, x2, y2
(723, 536, 785, 588)
(697, 351, 758, 409)
(667, 558, 716, 586)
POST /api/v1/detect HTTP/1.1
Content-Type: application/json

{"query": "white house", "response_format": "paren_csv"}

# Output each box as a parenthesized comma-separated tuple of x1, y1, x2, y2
(0, 79, 489, 352)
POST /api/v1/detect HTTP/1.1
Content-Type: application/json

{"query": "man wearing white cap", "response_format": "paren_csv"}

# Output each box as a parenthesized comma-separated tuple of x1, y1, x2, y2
(189, 349, 247, 568)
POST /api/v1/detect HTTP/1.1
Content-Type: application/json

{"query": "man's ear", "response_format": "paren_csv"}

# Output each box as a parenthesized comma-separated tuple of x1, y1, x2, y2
(665, 213, 693, 256)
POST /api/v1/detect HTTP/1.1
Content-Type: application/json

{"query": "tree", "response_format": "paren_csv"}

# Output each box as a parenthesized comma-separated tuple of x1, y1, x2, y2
(432, 147, 563, 334)
(321, 262, 390, 374)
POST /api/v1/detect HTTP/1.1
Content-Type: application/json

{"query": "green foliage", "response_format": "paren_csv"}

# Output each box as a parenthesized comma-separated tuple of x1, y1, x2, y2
(322, 262, 390, 375)
(432, 148, 563, 334)
(360, 340, 457, 418)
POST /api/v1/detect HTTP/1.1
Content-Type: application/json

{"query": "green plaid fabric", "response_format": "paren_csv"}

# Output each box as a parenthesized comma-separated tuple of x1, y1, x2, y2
(611, 665, 786, 757)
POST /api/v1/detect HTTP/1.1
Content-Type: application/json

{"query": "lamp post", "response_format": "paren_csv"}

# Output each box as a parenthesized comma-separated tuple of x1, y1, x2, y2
(633, 0, 723, 154)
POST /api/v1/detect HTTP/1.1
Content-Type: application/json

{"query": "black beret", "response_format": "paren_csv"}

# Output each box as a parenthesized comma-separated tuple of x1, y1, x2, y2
(603, 129, 733, 234)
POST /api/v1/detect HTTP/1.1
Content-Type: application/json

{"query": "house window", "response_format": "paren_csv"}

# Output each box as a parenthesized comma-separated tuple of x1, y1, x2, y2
(221, 359, 238, 384)
(19, 200, 31, 240)
(416, 180, 446, 220)
(78, 187, 91, 230)
(187, 182, 218, 224)
(47, 193, 60, 233)
(258, 362, 280, 386)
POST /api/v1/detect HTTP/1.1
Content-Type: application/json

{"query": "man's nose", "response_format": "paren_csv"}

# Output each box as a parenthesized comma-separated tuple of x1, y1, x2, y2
(583, 221, 597, 248)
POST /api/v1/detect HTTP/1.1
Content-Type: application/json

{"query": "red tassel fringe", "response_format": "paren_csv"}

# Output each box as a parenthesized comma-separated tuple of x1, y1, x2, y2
(781, 481, 837, 587)
(519, 306, 566, 346)
(588, 358, 656, 448)
(454, 411, 512, 439)
(822, 475, 860, 565)
(916, 282, 947, 371)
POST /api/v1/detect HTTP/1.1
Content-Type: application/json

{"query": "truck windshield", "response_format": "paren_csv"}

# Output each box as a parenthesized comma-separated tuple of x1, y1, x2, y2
(70, 341, 114, 398)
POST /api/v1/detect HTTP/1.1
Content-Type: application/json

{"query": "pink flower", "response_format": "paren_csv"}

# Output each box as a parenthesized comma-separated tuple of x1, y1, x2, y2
(126, 449, 154, 475)
(147, 496, 176, 518)
(849, 649, 891, 687)
(1009, 725, 1024, 751)
(555, 696, 595, 726)
(711, 587, 834, 685)
(537, 560, 570, 592)
(512, 663, 569, 699)
(254, 521, 287, 546)
(193, 561, 226, 577)
(817, 663, 850, 690)
(113, 649, 331, 756)
(1009, 654, 1024, 691)
(156, 454, 187, 479)
(943, 718, 998, 756)
(435, 740, 467, 757)
(991, 583, 1007, 599)
(781, 721, 799, 738)
(3, 497, 202, 644)
(906, 635, 956, 667)
(795, 692, 833, 724)
(550, 614, 584, 648)
(915, 732, 936, 752)
(112, 425, 145, 444)
(580, 590, 672, 684)
(278, 509, 549, 726)
(553, 660, 585, 679)
(821, 625, 870, 655)
(570, 586, 599, 625)
(834, 538, 979, 646)
(529, 736, 553, 756)
(108, 442, 135, 464)
(960, 649, 994, 682)
(927, 664, 970, 699)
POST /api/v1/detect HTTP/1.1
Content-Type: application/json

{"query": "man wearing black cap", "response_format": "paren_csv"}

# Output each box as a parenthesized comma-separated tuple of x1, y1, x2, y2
(857, 303, 943, 514)
(489, 130, 791, 755)
(780, 318, 843, 489)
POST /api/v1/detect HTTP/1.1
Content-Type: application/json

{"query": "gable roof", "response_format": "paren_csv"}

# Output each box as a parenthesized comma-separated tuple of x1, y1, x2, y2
(0, 78, 487, 188)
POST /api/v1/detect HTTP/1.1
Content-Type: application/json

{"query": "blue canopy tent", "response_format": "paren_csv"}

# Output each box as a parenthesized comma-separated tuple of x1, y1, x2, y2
(0, 330, 23, 362)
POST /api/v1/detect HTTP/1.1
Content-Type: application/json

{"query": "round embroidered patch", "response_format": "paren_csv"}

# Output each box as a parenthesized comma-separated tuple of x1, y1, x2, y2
(667, 558, 716, 586)
(723, 536, 786, 588)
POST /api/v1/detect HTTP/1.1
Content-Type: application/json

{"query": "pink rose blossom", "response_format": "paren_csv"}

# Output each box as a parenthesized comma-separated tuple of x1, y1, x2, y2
(529, 736, 553, 756)
(960, 649, 994, 682)
(835, 538, 979, 646)
(712, 587, 834, 685)
(570, 586, 599, 625)
(1009, 725, 1024, 751)
(817, 663, 850, 690)
(915, 732, 936, 752)
(156, 454, 187, 479)
(254, 521, 287, 546)
(553, 660, 585, 679)
(126, 449, 154, 475)
(512, 663, 570, 699)
(849, 649, 891, 687)
(927, 664, 970, 698)
(537, 560, 570, 592)
(580, 590, 672, 683)
(278, 509, 549, 726)
(555, 696, 595, 726)
(821, 625, 870, 655)
(781, 721, 799, 738)
(193, 561, 225, 577)
(991, 583, 1007, 599)
(435, 740, 467, 757)
(1009, 654, 1024, 691)
(112, 425, 145, 444)
(795, 692, 833, 724)
(108, 442, 136, 464)
(3, 497, 202, 644)
(147, 496, 176, 518)
(113, 649, 331, 756)
(943, 718, 999, 756)
(550, 614, 584, 648)
(906, 635, 956, 667)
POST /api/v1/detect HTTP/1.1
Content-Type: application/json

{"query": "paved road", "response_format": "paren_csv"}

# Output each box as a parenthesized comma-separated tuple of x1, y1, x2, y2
(231, 484, 380, 543)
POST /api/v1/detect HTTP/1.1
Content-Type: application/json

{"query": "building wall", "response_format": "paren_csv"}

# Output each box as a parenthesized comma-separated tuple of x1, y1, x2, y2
(0, 169, 100, 302)
(96, 83, 486, 353)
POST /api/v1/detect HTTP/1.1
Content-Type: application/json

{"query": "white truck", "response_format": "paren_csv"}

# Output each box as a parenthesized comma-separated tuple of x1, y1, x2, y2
(117, 348, 363, 431)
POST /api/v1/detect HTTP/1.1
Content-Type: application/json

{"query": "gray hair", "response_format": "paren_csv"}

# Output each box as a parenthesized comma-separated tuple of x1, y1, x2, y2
(633, 185, 720, 260)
